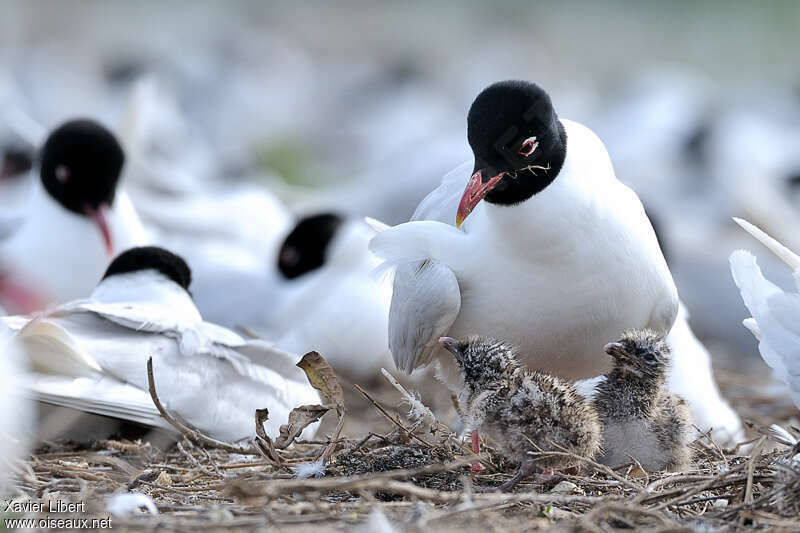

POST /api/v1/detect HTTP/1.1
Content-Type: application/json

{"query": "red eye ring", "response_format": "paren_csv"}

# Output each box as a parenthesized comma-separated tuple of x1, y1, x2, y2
(518, 136, 538, 157)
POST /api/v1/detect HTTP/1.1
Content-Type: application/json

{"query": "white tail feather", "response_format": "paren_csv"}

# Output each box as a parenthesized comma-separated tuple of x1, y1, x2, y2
(742, 318, 762, 340)
(733, 217, 800, 271)
(364, 217, 390, 233)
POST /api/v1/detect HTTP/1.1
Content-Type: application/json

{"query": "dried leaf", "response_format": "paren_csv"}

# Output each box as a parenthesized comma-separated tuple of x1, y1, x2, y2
(275, 404, 333, 449)
(254, 408, 283, 466)
(296, 351, 344, 407)
(156, 470, 172, 485)
(627, 466, 648, 479)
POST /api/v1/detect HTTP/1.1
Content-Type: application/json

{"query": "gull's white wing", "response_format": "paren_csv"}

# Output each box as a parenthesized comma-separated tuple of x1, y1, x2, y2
(6, 310, 319, 441)
(368, 161, 470, 374)
(730, 249, 800, 407)
(411, 160, 472, 223)
(370, 218, 466, 375)
(29, 373, 169, 429)
(61, 300, 257, 372)
(388, 260, 461, 374)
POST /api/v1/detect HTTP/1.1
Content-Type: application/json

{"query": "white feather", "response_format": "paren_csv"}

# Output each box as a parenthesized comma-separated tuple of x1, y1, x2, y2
(387, 260, 460, 374)
(733, 217, 800, 272)
(730, 225, 800, 409)
(106, 492, 158, 516)
(358, 509, 397, 533)
(292, 459, 326, 479)
(364, 216, 390, 233)
(769, 424, 797, 446)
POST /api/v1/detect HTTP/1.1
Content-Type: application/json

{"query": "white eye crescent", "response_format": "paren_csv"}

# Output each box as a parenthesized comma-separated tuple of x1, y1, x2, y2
(55, 165, 70, 183)
(518, 136, 538, 157)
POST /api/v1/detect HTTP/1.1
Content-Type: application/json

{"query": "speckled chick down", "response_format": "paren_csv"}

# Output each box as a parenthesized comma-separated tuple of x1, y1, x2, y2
(443, 336, 602, 474)
(593, 329, 694, 471)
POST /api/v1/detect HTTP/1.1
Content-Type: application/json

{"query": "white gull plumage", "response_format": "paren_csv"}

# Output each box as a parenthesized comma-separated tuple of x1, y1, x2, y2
(372, 117, 742, 443)
(262, 218, 394, 378)
(0, 176, 148, 308)
(730, 217, 800, 408)
(371, 119, 678, 382)
(1, 266, 319, 441)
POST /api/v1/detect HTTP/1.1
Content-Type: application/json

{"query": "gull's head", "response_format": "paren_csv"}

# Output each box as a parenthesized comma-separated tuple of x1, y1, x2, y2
(440, 335, 519, 389)
(457, 80, 567, 227)
(102, 246, 192, 293)
(40, 119, 125, 257)
(277, 212, 344, 280)
(604, 329, 670, 380)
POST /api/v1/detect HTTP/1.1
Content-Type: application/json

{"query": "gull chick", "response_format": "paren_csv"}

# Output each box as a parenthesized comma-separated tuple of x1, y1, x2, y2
(593, 329, 693, 471)
(440, 336, 601, 491)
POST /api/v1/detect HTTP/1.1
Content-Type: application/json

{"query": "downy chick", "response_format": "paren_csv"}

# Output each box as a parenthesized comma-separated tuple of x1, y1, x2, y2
(440, 336, 601, 491)
(593, 329, 694, 471)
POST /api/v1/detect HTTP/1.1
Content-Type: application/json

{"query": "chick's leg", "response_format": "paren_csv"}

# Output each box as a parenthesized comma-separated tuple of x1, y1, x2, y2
(497, 458, 536, 492)
(471, 430, 485, 472)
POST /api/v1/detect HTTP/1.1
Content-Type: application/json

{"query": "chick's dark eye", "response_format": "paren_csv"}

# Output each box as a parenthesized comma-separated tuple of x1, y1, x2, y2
(643, 353, 657, 364)
(517, 136, 539, 157)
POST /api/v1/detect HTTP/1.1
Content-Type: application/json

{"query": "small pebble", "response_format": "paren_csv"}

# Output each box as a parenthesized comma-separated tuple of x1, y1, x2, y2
(551, 481, 579, 493)
(712, 499, 728, 509)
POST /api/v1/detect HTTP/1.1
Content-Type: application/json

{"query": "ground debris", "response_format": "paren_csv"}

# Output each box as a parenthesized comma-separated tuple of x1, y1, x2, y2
(6, 367, 800, 532)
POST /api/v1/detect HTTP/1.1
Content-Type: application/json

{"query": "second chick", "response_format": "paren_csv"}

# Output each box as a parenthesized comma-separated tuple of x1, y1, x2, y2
(440, 336, 602, 491)
(592, 329, 694, 471)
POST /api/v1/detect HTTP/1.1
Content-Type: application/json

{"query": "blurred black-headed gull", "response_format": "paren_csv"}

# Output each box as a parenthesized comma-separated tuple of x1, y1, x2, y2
(1, 246, 319, 441)
(730, 218, 800, 408)
(370, 80, 679, 382)
(371, 80, 742, 442)
(260, 212, 393, 379)
(0, 119, 148, 311)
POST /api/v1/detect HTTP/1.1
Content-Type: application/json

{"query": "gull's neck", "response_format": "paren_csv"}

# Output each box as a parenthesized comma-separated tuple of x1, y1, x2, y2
(477, 118, 618, 252)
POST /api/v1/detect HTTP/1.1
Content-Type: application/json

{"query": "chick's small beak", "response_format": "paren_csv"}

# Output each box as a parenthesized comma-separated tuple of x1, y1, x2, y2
(84, 203, 114, 257)
(439, 336, 462, 361)
(603, 342, 625, 359)
(456, 169, 505, 228)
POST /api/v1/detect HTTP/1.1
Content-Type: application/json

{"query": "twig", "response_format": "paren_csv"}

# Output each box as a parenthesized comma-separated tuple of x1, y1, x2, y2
(743, 436, 766, 506)
(230, 472, 600, 507)
(318, 406, 346, 464)
(146, 357, 258, 454)
(228, 454, 488, 501)
(177, 440, 222, 478)
(673, 493, 737, 507)
(381, 368, 473, 455)
(533, 443, 643, 492)
(353, 383, 432, 448)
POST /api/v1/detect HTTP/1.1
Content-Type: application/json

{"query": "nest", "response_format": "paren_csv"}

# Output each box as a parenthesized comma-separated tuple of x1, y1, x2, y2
(4, 356, 800, 532)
